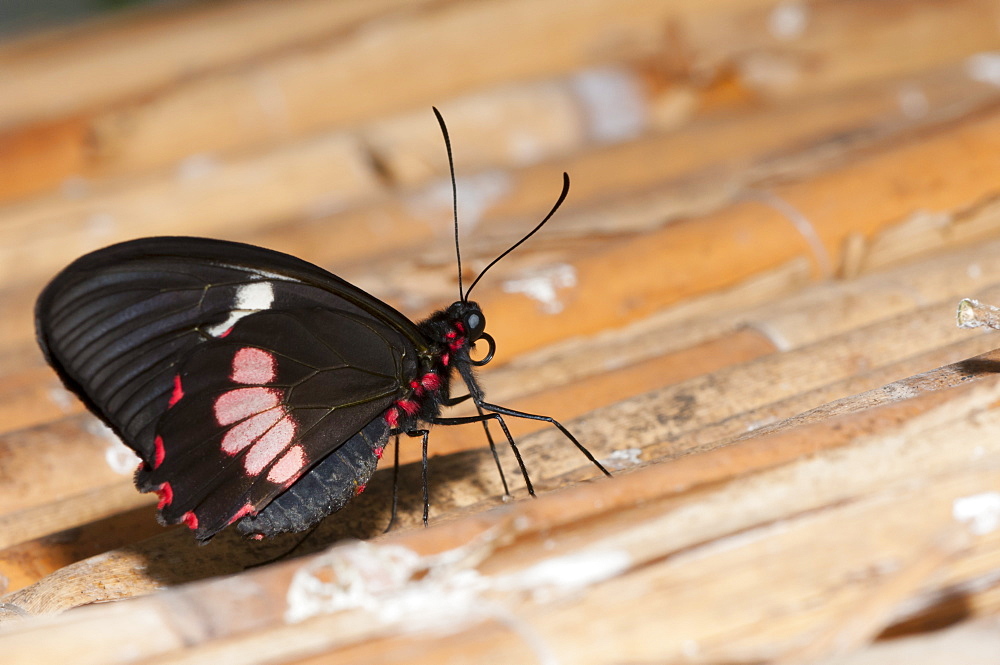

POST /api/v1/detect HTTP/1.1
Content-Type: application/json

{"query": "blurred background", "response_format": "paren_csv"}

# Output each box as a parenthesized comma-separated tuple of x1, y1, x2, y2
(3, 1, 1000, 663)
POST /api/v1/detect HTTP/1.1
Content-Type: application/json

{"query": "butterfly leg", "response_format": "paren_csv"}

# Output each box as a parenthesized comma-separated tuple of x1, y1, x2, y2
(476, 401, 612, 477)
(441, 393, 511, 497)
(428, 411, 535, 497)
(384, 434, 402, 533)
(403, 429, 431, 525)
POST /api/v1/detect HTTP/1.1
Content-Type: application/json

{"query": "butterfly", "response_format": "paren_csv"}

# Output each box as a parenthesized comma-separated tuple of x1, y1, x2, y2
(35, 109, 610, 542)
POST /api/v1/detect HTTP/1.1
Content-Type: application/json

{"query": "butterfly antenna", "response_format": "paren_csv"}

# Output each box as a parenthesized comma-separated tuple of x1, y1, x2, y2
(464, 171, 570, 300)
(433, 107, 465, 302)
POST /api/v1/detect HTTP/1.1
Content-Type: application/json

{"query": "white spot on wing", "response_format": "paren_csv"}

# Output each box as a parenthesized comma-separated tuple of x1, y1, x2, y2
(953, 492, 1000, 535)
(502, 263, 577, 314)
(206, 281, 275, 337)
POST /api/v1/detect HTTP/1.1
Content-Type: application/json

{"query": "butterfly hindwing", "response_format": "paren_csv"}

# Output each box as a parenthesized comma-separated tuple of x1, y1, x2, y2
(36, 237, 422, 540)
(143, 308, 410, 538)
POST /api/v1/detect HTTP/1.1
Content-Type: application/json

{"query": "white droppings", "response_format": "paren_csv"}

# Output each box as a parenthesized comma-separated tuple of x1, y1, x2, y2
(83, 419, 136, 475)
(286, 540, 631, 635)
(680, 639, 701, 658)
(966, 52, 1000, 87)
(571, 67, 646, 143)
(206, 281, 275, 337)
(406, 171, 512, 233)
(47, 384, 76, 413)
(501, 549, 632, 603)
(60, 176, 90, 199)
(175, 153, 219, 182)
(768, 1, 808, 40)
(502, 263, 577, 314)
(603, 448, 642, 470)
(897, 83, 929, 119)
(85, 212, 117, 240)
(953, 492, 1000, 535)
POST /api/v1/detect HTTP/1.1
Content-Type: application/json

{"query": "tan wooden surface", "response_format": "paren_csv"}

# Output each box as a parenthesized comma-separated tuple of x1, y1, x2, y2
(2, 0, 1000, 663)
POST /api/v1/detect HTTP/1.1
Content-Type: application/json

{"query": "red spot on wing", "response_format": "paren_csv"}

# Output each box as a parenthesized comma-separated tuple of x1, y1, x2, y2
(181, 511, 199, 530)
(219, 327, 233, 338)
(355, 483, 367, 496)
(227, 502, 256, 525)
(231, 347, 276, 384)
(155, 482, 174, 509)
(168, 374, 184, 407)
(153, 435, 166, 469)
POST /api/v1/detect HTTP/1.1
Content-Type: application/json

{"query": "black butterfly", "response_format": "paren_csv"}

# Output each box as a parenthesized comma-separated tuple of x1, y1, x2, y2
(35, 109, 610, 542)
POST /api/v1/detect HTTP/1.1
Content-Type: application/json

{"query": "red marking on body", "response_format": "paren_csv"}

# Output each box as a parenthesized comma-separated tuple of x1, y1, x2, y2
(221, 408, 284, 455)
(251, 533, 264, 541)
(421, 373, 440, 391)
(355, 483, 367, 496)
(168, 374, 184, 407)
(386, 407, 400, 428)
(449, 336, 464, 351)
(455, 322, 465, 333)
(214, 387, 280, 426)
(267, 444, 306, 483)
(181, 511, 199, 530)
(440, 352, 450, 366)
(397, 399, 420, 416)
(409, 379, 424, 396)
(155, 482, 174, 509)
(231, 347, 276, 384)
(374, 445, 385, 460)
(227, 502, 256, 525)
(245, 417, 297, 475)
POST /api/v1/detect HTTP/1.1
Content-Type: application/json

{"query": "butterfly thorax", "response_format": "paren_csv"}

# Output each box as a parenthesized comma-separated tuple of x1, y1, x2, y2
(381, 300, 485, 432)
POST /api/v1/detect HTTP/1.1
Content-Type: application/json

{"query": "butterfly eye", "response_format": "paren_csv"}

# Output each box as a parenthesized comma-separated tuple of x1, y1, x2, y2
(464, 311, 486, 340)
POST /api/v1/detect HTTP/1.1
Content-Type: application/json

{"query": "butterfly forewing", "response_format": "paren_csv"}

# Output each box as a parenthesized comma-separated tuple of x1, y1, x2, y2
(37, 237, 423, 540)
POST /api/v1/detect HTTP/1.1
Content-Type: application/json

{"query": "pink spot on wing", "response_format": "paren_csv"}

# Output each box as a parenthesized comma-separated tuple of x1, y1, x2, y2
(153, 435, 166, 469)
(214, 387, 280, 426)
(245, 417, 297, 475)
(219, 327, 233, 338)
(266, 444, 306, 484)
(231, 347, 276, 384)
(221, 408, 284, 455)
(227, 502, 256, 525)
(181, 511, 199, 530)
(155, 482, 173, 509)
(250, 533, 264, 541)
(168, 374, 184, 407)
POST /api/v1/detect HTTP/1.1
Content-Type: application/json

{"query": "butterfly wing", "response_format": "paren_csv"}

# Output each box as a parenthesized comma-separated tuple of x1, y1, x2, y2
(37, 237, 421, 540)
